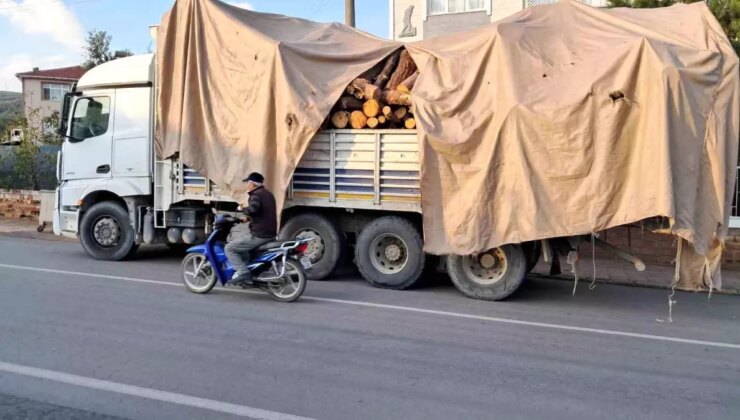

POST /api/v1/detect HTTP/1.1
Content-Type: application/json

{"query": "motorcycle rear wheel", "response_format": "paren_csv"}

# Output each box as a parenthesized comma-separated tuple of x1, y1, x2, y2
(181, 253, 217, 294)
(265, 259, 307, 302)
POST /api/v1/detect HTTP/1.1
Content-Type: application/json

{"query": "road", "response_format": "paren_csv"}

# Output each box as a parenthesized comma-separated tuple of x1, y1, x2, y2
(0, 235, 739, 420)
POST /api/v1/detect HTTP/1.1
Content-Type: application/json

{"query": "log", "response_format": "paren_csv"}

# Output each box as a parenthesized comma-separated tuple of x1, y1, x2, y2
(359, 59, 386, 82)
(386, 49, 417, 91)
(382, 106, 393, 119)
(350, 110, 368, 129)
(346, 78, 381, 101)
(363, 99, 381, 118)
(374, 49, 402, 88)
(378, 115, 387, 124)
(382, 90, 413, 106)
(331, 111, 350, 129)
(394, 106, 408, 120)
(404, 117, 416, 129)
(396, 71, 419, 93)
(336, 96, 363, 110)
(367, 117, 379, 128)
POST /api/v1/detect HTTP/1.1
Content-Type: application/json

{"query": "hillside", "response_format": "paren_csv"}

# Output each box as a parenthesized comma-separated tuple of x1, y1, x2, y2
(0, 91, 23, 136)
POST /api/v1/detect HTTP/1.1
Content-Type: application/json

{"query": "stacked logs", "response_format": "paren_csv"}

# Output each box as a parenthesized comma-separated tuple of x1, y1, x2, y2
(328, 48, 419, 130)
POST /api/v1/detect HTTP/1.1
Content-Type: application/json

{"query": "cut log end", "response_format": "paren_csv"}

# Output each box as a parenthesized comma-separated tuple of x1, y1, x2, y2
(331, 111, 350, 129)
(382, 105, 393, 118)
(350, 110, 368, 129)
(404, 117, 416, 129)
(394, 106, 408, 120)
(378, 115, 387, 124)
(363, 99, 381, 118)
(367, 117, 379, 128)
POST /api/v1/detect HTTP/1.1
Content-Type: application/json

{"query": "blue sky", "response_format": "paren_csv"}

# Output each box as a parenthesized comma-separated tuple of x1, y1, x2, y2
(0, 0, 389, 91)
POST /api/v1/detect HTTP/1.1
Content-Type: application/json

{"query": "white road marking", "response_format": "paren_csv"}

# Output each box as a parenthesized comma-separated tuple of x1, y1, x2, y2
(2, 262, 740, 350)
(0, 361, 313, 420)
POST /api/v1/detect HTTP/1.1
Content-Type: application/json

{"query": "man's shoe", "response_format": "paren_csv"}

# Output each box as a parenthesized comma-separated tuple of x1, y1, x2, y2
(230, 271, 252, 286)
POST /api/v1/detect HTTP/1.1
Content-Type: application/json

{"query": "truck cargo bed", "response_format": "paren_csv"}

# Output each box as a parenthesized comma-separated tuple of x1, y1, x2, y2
(156, 129, 422, 215)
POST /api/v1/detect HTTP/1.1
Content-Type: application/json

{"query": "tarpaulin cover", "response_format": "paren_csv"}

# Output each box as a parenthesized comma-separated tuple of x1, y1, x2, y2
(156, 0, 398, 204)
(157, 0, 739, 290)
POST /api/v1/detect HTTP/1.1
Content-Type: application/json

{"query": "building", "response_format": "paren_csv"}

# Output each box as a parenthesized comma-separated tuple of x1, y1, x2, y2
(390, 0, 607, 41)
(15, 65, 86, 134)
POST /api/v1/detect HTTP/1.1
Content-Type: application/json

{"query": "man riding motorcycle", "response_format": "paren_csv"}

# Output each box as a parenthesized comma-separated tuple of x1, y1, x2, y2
(224, 172, 277, 285)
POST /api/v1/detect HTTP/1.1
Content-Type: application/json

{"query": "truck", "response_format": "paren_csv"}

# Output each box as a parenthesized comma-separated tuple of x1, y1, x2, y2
(53, 52, 541, 301)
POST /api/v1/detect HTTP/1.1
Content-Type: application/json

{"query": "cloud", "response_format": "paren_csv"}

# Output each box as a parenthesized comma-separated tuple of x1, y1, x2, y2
(225, 1, 254, 10)
(0, 0, 85, 51)
(0, 54, 31, 91)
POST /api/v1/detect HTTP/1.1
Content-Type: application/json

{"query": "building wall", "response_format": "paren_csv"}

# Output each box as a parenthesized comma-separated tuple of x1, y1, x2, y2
(424, 10, 491, 39)
(492, 0, 525, 22)
(0, 189, 40, 219)
(21, 78, 71, 131)
(391, 0, 610, 41)
(392, 0, 424, 41)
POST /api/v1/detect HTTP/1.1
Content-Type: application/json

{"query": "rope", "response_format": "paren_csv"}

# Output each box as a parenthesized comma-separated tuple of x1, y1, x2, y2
(589, 232, 598, 290)
(568, 250, 580, 296)
(657, 239, 682, 324)
(571, 261, 579, 296)
(705, 257, 714, 301)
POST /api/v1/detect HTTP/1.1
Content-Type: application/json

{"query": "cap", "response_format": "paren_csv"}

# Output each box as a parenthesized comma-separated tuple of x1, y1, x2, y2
(243, 172, 264, 184)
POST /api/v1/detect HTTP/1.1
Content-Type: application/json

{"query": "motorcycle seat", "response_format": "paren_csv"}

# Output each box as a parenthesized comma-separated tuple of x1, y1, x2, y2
(255, 240, 285, 252)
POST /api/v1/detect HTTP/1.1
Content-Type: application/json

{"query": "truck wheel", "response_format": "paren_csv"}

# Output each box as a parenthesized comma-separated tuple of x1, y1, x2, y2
(280, 213, 346, 280)
(355, 216, 425, 290)
(79, 201, 138, 261)
(447, 244, 527, 301)
(521, 241, 541, 273)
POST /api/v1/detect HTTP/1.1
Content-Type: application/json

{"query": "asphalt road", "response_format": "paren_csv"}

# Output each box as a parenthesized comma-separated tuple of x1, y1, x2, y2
(0, 235, 739, 420)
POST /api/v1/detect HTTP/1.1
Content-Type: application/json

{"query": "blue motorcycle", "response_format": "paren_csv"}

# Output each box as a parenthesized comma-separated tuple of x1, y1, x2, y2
(180, 215, 310, 302)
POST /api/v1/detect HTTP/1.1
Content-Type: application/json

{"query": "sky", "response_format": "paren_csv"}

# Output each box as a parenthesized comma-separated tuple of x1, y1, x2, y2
(0, 0, 389, 92)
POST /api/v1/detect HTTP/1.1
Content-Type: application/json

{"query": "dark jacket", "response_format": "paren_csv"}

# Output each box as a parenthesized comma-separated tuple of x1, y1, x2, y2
(243, 186, 277, 239)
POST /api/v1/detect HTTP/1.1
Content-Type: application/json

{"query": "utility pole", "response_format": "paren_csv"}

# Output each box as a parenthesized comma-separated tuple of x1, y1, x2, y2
(345, 0, 355, 27)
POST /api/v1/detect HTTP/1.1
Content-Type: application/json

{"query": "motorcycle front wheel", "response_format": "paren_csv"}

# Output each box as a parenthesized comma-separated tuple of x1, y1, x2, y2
(181, 253, 217, 294)
(266, 258, 307, 302)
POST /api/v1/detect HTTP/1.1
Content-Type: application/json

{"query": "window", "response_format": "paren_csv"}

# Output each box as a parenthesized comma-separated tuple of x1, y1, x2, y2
(70, 97, 111, 140)
(42, 83, 70, 102)
(429, 0, 486, 15)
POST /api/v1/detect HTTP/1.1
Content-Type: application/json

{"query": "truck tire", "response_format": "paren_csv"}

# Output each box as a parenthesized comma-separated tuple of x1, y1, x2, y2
(521, 241, 541, 273)
(79, 201, 138, 261)
(355, 216, 425, 290)
(279, 212, 346, 280)
(447, 244, 527, 301)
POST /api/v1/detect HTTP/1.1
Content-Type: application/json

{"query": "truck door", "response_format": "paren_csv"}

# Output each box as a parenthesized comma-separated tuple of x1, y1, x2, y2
(61, 92, 115, 180)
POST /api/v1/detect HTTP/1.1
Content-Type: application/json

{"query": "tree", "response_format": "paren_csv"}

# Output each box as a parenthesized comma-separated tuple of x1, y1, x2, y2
(0, 109, 58, 190)
(82, 30, 134, 70)
(608, 0, 740, 52)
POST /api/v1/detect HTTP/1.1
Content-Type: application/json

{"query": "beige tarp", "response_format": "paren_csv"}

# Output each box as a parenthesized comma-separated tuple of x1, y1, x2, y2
(156, 0, 397, 203)
(157, 0, 739, 291)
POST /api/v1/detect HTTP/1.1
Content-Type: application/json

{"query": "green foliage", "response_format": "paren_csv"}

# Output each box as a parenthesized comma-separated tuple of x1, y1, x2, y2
(607, 0, 740, 52)
(0, 91, 23, 139)
(0, 109, 59, 190)
(82, 30, 134, 70)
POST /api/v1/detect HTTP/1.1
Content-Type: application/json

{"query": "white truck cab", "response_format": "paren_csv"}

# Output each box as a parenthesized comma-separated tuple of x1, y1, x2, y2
(56, 54, 155, 259)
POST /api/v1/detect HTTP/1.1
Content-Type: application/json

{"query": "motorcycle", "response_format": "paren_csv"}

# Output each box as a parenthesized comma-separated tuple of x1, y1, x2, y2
(180, 214, 311, 302)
